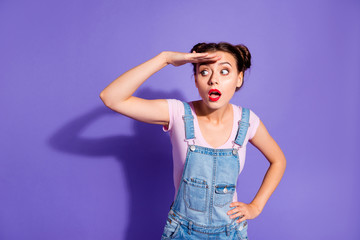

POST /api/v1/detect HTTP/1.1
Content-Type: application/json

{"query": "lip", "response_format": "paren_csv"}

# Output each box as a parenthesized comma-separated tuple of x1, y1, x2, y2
(208, 89, 222, 102)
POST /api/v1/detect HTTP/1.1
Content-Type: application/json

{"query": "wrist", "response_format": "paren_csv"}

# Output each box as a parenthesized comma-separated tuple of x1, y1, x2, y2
(249, 201, 263, 214)
(160, 51, 170, 65)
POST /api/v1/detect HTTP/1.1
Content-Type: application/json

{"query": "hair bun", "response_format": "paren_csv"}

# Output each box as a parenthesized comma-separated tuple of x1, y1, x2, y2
(236, 44, 251, 71)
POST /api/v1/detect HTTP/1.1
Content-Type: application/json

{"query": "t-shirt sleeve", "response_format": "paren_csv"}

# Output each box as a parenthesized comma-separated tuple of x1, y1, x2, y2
(162, 99, 183, 133)
(248, 109, 260, 140)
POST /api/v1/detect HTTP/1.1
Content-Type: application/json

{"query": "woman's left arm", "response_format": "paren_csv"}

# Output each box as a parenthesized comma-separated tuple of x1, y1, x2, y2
(227, 120, 287, 222)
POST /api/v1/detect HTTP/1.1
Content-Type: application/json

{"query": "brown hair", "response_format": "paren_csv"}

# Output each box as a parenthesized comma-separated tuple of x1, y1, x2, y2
(190, 42, 251, 91)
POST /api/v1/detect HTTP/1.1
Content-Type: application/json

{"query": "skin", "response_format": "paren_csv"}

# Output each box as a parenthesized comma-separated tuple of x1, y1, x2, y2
(192, 51, 243, 149)
(100, 50, 286, 223)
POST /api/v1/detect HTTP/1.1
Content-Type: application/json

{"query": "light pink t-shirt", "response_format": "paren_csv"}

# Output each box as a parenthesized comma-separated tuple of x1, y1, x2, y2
(163, 99, 260, 202)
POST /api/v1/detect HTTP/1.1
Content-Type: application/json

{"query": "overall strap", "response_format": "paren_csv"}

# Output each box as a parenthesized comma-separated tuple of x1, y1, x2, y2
(182, 101, 195, 140)
(234, 107, 250, 147)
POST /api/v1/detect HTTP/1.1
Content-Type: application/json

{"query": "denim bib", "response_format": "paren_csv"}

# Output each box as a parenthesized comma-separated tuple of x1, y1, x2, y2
(162, 102, 250, 240)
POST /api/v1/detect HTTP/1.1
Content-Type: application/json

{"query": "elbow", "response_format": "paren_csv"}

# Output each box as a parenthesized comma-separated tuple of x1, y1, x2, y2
(278, 151, 287, 168)
(280, 156, 287, 173)
(99, 91, 106, 101)
(99, 91, 112, 107)
(99, 91, 129, 112)
(277, 155, 287, 168)
(282, 157, 287, 172)
(270, 155, 287, 171)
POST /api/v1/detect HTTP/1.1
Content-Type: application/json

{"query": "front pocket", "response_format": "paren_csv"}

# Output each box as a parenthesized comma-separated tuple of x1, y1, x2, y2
(183, 177, 208, 212)
(236, 220, 248, 240)
(161, 217, 180, 239)
(214, 184, 236, 207)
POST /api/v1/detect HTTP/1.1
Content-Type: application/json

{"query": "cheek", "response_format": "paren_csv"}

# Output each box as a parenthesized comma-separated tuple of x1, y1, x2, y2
(196, 77, 207, 88)
(223, 79, 239, 95)
(224, 75, 239, 87)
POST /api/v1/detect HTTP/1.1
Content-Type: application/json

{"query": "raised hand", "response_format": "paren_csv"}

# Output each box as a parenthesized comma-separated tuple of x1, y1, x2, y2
(164, 51, 221, 67)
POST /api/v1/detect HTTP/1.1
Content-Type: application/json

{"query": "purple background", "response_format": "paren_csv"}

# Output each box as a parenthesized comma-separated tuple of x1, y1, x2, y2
(1, 0, 359, 239)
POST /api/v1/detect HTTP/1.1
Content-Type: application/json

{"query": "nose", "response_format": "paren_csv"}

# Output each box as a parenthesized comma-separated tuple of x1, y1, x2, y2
(208, 73, 219, 85)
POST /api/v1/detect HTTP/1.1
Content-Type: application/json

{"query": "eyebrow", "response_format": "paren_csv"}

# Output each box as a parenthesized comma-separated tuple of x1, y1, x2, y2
(199, 61, 232, 67)
(219, 62, 232, 67)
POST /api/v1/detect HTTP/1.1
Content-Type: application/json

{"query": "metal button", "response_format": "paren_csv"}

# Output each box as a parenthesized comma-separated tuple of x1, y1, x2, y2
(223, 187, 228, 193)
(232, 149, 238, 155)
(190, 145, 196, 151)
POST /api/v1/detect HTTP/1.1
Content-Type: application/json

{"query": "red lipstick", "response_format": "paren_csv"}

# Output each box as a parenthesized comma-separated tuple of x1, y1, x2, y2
(208, 89, 222, 102)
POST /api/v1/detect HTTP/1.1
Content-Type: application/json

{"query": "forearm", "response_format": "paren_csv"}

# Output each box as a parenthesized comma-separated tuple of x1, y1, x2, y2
(250, 159, 286, 212)
(100, 51, 169, 106)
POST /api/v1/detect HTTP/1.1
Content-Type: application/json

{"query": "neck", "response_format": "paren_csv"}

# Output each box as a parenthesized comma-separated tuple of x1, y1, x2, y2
(193, 100, 232, 124)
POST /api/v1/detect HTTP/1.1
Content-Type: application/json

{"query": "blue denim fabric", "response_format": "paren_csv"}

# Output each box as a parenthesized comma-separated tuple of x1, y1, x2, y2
(161, 102, 250, 240)
(234, 108, 250, 147)
(161, 210, 248, 239)
(183, 101, 195, 140)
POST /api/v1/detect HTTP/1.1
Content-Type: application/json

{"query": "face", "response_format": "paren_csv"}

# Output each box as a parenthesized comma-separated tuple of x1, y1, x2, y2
(195, 51, 243, 109)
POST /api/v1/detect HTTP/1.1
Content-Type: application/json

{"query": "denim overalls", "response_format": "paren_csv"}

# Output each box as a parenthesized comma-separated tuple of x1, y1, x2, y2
(161, 102, 250, 240)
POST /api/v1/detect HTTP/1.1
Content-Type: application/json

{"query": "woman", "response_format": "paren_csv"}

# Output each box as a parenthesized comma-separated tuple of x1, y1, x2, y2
(100, 42, 286, 239)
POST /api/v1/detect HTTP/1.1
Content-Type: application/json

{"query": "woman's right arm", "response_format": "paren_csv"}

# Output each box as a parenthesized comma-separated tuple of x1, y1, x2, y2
(100, 51, 170, 126)
(99, 51, 220, 126)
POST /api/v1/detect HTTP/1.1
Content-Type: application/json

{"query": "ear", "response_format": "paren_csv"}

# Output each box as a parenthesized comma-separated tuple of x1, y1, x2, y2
(236, 72, 244, 88)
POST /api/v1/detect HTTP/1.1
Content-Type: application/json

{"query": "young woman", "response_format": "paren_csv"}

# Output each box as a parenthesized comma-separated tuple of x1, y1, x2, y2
(100, 42, 286, 239)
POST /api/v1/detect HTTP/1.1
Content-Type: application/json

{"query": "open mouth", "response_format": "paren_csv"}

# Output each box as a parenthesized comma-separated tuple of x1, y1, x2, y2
(208, 89, 222, 102)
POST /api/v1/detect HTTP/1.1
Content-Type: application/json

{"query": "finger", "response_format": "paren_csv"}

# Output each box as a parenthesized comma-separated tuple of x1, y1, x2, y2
(204, 55, 222, 61)
(192, 55, 221, 63)
(191, 52, 208, 57)
(206, 52, 220, 58)
(227, 207, 235, 215)
(197, 55, 221, 61)
(227, 206, 243, 216)
(229, 212, 245, 219)
(229, 202, 238, 208)
(191, 54, 211, 60)
(230, 202, 244, 208)
(237, 215, 246, 223)
(192, 52, 220, 59)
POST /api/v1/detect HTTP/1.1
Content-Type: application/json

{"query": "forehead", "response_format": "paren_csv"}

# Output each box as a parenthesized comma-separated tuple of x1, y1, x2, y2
(198, 51, 237, 68)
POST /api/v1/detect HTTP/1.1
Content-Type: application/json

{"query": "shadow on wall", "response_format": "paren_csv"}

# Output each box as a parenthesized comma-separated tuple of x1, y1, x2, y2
(48, 88, 185, 240)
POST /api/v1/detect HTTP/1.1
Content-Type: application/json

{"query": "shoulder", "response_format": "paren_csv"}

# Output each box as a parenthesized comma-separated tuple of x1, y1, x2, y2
(232, 104, 260, 120)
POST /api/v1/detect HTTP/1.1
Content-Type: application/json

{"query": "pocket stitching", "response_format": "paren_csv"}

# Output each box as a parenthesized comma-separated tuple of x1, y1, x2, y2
(214, 184, 236, 207)
(183, 178, 208, 212)
(236, 221, 248, 239)
(162, 218, 180, 239)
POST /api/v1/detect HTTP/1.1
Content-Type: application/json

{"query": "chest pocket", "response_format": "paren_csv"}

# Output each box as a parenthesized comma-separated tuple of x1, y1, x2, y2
(214, 184, 236, 207)
(183, 177, 208, 212)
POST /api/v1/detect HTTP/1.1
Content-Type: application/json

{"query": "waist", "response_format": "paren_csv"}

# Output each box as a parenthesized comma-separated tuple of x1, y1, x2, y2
(168, 209, 240, 234)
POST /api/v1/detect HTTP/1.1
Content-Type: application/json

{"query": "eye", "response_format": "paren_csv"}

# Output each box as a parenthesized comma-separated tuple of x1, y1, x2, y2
(200, 70, 209, 76)
(221, 69, 229, 75)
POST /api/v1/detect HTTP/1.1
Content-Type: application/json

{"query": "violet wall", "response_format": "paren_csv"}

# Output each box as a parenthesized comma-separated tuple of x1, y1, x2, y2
(1, 0, 359, 239)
